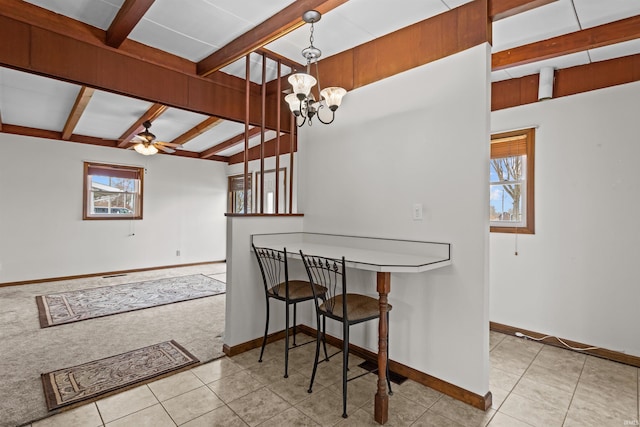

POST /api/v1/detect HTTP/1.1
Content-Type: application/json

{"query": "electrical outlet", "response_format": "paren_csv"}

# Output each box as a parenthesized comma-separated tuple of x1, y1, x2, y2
(176, 250, 181, 256)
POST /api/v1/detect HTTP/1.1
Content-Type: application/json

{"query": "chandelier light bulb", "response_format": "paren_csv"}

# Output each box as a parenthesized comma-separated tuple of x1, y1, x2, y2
(288, 73, 316, 98)
(284, 93, 302, 115)
(320, 87, 347, 111)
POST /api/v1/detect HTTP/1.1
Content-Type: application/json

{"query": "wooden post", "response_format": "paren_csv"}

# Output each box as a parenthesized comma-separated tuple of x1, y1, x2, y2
(374, 271, 391, 424)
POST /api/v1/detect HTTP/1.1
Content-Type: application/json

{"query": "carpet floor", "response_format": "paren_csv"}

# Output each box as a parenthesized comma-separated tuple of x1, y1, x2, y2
(0, 264, 226, 427)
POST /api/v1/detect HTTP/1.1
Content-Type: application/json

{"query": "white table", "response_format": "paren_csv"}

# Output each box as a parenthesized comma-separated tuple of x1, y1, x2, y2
(251, 232, 451, 424)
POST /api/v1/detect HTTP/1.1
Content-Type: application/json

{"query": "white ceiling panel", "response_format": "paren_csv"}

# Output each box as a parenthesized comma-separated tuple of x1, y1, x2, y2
(0, 68, 79, 131)
(138, 0, 253, 50)
(23, 0, 124, 30)
(589, 38, 640, 62)
(334, 0, 448, 38)
(441, 0, 474, 9)
(504, 51, 591, 79)
(148, 108, 210, 142)
(573, 0, 640, 28)
(492, 0, 580, 52)
(267, 10, 374, 62)
(204, 0, 295, 25)
(181, 120, 246, 152)
(74, 90, 152, 139)
(128, 19, 217, 62)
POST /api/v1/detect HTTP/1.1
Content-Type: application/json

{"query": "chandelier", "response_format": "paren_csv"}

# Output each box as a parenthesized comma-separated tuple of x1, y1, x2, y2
(284, 10, 346, 126)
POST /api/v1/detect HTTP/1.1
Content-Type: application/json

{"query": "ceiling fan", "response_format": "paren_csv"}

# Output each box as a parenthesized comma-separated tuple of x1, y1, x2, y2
(131, 120, 182, 155)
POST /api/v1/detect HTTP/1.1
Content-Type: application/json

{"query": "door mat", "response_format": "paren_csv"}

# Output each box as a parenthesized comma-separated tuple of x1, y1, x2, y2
(358, 360, 408, 385)
(41, 340, 198, 410)
(36, 274, 225, 328)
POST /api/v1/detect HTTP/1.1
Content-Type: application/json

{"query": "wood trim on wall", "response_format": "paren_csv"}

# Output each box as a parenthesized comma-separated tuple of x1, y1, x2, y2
(0, 261, 225, 288)
(224, 324, 492, 411)
(317, 0, 491, 93)
(492, 53, 640, 111)
(490, 322, 640, 368)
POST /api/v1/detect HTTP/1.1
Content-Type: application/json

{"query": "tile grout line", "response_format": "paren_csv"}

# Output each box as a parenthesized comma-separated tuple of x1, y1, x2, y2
(493, 340, 543, 426)
(559, 352, 587, 426)
(93, 402, 106, 427)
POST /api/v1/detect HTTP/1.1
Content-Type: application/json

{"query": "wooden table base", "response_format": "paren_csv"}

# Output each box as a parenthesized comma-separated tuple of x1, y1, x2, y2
(374, 272, 391, 424)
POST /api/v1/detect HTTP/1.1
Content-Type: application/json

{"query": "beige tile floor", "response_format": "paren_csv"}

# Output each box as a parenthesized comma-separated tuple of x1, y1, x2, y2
(29, 331, 639, 426)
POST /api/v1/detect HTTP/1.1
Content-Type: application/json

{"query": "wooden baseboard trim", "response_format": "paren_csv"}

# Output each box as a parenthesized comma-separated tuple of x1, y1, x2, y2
(224, 324, 492, 411)
(0, 260, 225, 288)
(223, 329, 290, 357)
(490, 321, 640, 368)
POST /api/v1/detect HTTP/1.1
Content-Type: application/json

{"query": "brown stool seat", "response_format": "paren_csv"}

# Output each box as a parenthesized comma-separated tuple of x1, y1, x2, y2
(320, 293, 392, 323)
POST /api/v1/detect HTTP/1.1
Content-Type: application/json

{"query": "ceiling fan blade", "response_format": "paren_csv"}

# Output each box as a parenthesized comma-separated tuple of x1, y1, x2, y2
(156, 141, 183, 148)
(156, 144, 175, 154)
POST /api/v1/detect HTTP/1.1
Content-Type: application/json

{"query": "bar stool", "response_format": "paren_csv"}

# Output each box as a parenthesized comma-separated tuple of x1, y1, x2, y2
(252, 244, 325, 378)
(299, 251, 392, 419)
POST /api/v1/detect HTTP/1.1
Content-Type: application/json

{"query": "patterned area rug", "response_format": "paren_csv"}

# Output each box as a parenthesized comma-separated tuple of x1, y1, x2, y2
(36, 274, 226, 328)
(41, 340, 198, 410)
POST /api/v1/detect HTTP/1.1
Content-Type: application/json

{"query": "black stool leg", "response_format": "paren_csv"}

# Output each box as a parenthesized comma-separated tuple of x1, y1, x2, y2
(293, 303, 297, 346)
(284, 301, 290, 378)
(322, 316, 329, 361)
(308, 312, 322, 393)
(342, 323, 349, 418)
(259, 298, 270, 363)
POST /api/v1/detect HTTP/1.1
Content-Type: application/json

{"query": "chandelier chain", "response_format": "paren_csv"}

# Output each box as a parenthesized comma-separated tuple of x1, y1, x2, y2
(309, 22, 315, 53)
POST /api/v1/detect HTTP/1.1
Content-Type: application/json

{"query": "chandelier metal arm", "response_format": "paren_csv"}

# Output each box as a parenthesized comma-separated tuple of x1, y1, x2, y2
(314, 108, 336, 125)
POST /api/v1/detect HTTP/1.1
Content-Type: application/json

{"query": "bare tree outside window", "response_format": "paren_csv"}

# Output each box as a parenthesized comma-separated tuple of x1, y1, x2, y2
(490, 129, 535, 234)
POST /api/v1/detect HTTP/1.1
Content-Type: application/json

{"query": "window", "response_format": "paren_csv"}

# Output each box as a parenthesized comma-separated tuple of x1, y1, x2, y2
(83, 162, 143, 220)
(490, 128, 535, 234)
(254, 168, 287, 214)
(228, 174, 252, 213)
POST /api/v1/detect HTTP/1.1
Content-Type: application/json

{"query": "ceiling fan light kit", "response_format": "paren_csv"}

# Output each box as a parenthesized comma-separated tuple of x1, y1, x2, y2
(134, 142, 159, 155)
(132, 120, 181, 155)
(285, 10, 347, 126)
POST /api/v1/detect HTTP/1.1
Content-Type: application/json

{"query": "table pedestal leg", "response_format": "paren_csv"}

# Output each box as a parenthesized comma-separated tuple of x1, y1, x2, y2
(374, 272, 391, 425)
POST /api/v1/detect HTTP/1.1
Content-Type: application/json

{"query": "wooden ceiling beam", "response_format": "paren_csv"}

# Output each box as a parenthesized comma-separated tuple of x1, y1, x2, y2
(106, 0, 155, 48)
(169, 116, 224, 145)
(0, 2, 290, 131)
(228, 133, 295, 165)
(61, 86, 95, 140)
(493, 14, 640, 70)
(492, 53, 640, 110)
(490, 0, 557, 21)
(117, 103, 167, 147)
(196, 0, 350, 77)
(2, 123, 118, 147)
(200, 127, 262, 159)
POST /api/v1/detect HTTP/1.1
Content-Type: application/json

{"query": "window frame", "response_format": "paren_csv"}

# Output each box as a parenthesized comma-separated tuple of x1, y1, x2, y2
(490, 128, 535, 234)
(227, 173, 252, 214)
(83, 162, 144, 220)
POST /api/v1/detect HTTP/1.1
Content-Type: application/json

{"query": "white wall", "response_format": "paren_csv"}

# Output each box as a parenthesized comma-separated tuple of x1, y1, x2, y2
(297, 44, 492, 396)
(0, 133, 228, 282)
(491, 80, 640, 357)
(224, 216, 305, 347)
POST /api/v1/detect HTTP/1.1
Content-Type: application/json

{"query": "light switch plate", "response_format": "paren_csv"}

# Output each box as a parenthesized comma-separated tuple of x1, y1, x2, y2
(413, 203, 423, 220)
